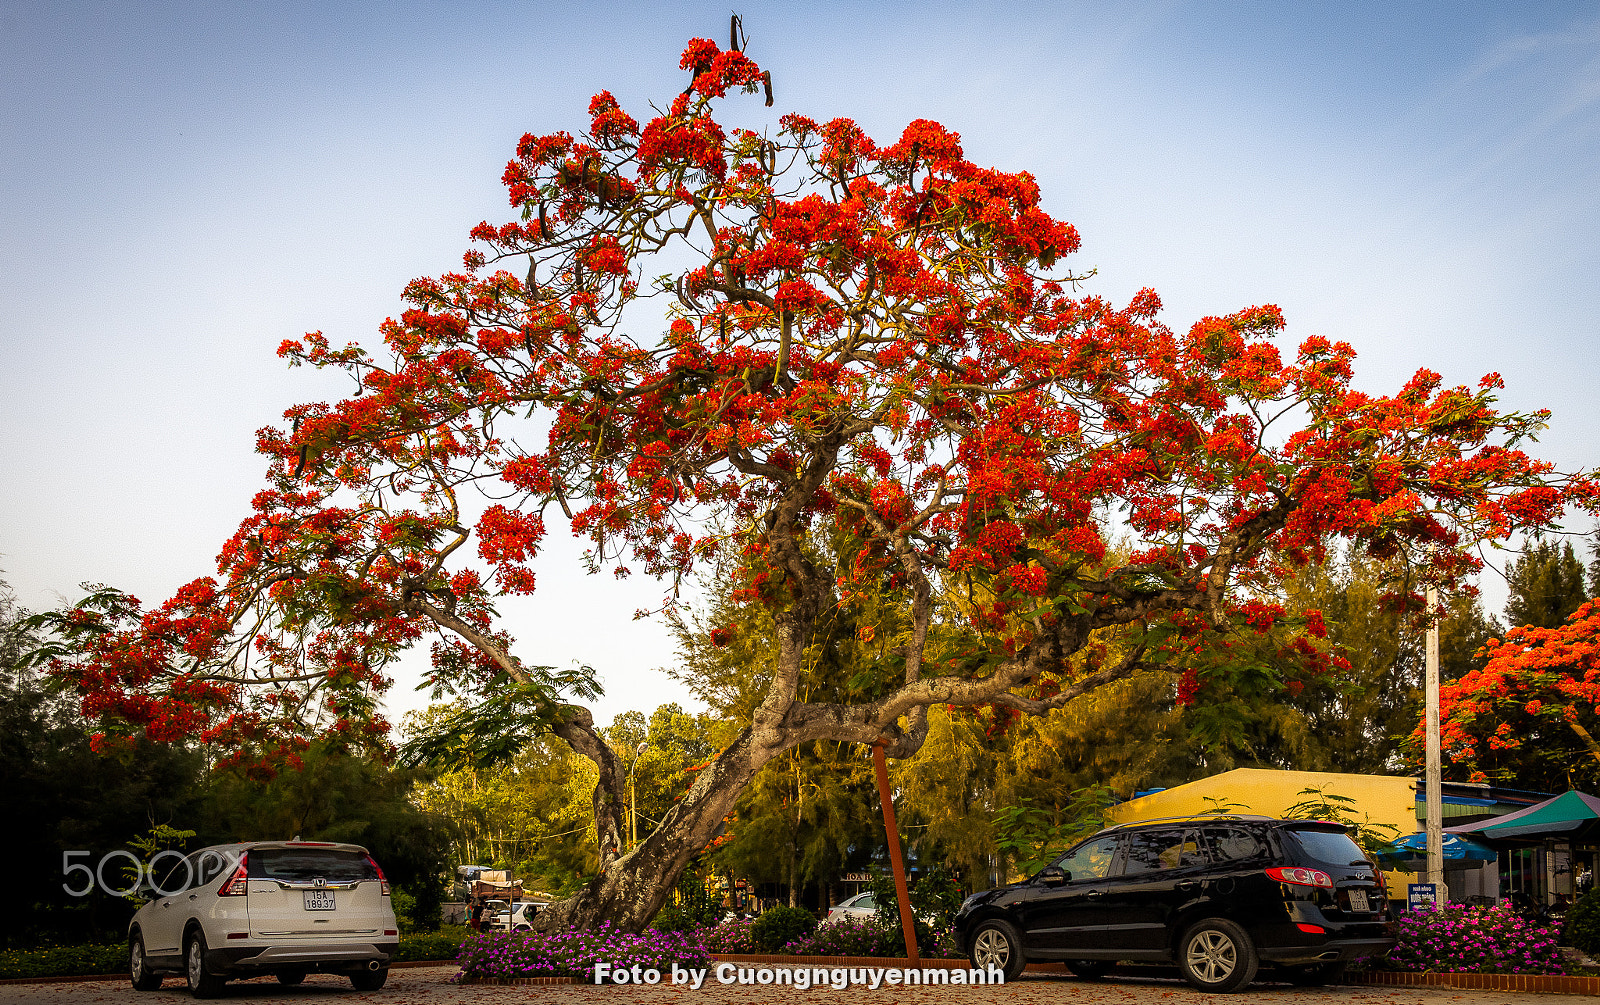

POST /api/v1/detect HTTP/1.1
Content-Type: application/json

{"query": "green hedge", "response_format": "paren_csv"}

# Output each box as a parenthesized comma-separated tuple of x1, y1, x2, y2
(0, 927, 470, 980)
(391, 925, 470, 962)
(0, 943, 124, 980)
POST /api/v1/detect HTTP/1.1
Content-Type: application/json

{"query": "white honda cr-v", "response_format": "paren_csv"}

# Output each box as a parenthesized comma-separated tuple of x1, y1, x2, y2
(127, 840, 399, 997)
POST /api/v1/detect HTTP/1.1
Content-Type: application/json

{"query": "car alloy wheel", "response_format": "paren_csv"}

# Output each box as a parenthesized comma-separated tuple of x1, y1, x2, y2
(1177, 918, 1258, 994)
(968, 919, 1027, 982)
(1186, 929, 1237, 983)
(973, 927, 1010, 968)
(185, 933, 225, 999)
(129, 934, 161, 991)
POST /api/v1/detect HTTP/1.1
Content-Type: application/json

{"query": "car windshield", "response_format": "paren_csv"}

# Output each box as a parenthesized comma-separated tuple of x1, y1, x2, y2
(248, 848, 378, 882)
(1286, 827, 1368, 866)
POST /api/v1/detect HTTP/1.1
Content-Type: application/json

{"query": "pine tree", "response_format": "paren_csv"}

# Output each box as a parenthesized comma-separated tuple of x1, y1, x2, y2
(1505, 541, 1588, 629)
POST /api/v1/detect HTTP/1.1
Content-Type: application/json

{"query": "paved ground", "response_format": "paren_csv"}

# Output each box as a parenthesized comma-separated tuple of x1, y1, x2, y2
(1, 967, 1595, 1005)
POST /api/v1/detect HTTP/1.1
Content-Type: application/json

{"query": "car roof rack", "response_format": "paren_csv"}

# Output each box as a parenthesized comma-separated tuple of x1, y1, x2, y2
(1100, 814, 1274, 832)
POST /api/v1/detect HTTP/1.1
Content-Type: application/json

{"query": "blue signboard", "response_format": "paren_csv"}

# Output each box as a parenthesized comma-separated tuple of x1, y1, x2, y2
(1408, 883, 1437, 910)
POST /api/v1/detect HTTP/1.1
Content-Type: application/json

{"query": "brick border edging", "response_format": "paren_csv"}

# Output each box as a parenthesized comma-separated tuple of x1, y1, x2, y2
(1347, 970, 1600, 997)
(456, 975, 578, 985)
(709, 953, 971, 968)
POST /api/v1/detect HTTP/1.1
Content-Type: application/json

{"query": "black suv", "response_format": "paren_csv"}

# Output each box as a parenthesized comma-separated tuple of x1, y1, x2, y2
(954, 816, 1395, 993)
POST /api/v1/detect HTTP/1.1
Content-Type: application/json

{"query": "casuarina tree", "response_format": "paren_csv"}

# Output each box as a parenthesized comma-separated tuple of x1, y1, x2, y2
(34, 28, 1598, 928)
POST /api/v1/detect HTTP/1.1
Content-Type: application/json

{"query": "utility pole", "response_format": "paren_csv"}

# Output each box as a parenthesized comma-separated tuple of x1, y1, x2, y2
(1425, 582, 1447, 903)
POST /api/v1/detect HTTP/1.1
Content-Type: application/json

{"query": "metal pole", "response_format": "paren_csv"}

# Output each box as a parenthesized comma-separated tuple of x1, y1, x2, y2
(1425, 583, 1447, 903)
(872, 741, 920, 963)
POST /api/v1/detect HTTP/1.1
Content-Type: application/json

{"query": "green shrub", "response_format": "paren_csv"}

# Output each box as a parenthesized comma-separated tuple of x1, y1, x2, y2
(1566, 888, 1600, 955)
(651, 867, 723, 932)
(393, 924, 470, 962)
(751, 905, 817, 951)
(0, 943, 124, 980)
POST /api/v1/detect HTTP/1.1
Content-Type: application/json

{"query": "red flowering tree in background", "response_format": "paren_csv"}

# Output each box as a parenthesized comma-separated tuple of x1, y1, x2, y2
(40, 30, 1597, 928)
(1437, 598, 1600, 791)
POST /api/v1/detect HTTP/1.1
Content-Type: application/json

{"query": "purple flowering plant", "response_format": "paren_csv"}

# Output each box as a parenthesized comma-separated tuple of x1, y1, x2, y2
(777, 916, 962, 958)
(1363, 903, 1565, 976)
(455, 914, 971, 981)
(697, 916, 757, 954)
(454, 922, 711, 983)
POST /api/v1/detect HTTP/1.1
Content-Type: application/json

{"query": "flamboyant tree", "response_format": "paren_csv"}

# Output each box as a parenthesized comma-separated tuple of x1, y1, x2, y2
(1437, 597, 1600, 791)
(38, 27, 1597, 928)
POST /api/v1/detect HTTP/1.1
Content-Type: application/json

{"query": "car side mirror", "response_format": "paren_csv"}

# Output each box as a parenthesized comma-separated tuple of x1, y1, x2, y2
(1040, 866, 1068, 885)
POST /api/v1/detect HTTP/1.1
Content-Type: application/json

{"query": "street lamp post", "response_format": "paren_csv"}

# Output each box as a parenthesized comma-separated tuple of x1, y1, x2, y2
(628, 740, 648, 851)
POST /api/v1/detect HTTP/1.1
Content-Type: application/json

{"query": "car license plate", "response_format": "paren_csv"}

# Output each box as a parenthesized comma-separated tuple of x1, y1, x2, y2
(1347, 889, 1370, 913)
(303, 890, 336, 911)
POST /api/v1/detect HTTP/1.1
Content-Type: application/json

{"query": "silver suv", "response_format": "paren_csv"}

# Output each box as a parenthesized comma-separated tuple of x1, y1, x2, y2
(127, 840, 399, 997)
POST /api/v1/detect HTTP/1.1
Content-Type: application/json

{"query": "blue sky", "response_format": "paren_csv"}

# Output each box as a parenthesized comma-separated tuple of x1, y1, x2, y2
(4, 1, 1598, 728)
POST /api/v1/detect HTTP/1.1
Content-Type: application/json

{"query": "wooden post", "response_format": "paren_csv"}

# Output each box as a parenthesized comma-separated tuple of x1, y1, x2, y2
(872, 740, 920, 963)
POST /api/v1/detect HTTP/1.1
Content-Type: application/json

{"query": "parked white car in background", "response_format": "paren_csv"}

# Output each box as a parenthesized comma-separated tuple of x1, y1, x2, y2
(822, 891, 878, 925)
(822, 891, 936, 927)
(127, 840, 398, 998)
(489, 900, 544, 932)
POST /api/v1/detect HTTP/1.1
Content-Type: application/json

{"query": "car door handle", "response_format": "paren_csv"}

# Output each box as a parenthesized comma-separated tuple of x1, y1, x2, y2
(1176, 881, 1199, 891)
(1084, 889, 1104, 898)
(188, 894, 197, 901)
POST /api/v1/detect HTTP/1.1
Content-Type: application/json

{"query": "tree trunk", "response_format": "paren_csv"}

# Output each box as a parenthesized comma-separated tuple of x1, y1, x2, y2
(532, 727, 768, 930)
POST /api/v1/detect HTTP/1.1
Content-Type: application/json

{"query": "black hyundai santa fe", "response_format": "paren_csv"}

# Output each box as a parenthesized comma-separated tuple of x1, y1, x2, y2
(954, 816, 1396, 993)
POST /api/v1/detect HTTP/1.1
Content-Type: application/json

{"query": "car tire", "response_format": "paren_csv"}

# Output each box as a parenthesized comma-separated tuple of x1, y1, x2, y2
(1285, 961, 1345, 986)
(967, 919, 1027, 983)
(350, 966, 389, 991)
(277, 970, 307, 985)
(184, 931, 227, 999)
(1065, 959, 1115, 979)
(1177, 918, 1258, 994)
(129, 933, 162, 991)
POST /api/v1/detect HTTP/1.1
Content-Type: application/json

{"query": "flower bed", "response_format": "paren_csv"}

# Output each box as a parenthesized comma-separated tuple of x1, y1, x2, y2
(1363, 903, 1565, 976)
(780, 916, 925, 957)
(455, 924, 711, 983)
(698, 917, 756, 954)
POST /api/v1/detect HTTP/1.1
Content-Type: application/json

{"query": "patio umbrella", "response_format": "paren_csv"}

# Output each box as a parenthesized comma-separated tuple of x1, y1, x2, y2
(1373, 831, 1498, 868)
(1448, 790, 1600, 840)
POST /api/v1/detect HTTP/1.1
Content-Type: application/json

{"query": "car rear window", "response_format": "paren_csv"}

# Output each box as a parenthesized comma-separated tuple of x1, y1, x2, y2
(248, 848, 378, 882)
(1285, 827, 1368, 866)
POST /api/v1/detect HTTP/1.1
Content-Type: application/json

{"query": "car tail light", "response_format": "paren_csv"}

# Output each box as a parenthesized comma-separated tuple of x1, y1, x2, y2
(1296, 923, 1326, 934)
(1266, 866, 1333, 888)
(218, 853, 249, 896)
(366, 855, 390, 896)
